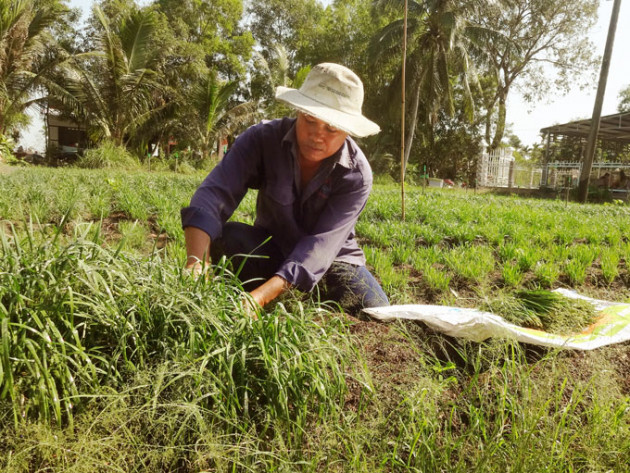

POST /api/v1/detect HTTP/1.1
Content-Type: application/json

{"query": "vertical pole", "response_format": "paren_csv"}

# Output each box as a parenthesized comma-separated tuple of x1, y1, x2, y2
(401, 0, 408, 221)
(541, 133, 551, 187)
(578, 0, 622, 203)
(44, 102, 50, 158)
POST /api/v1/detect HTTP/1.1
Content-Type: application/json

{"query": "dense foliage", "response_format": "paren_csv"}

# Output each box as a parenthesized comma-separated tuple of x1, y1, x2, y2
(3, 0, 600, 178)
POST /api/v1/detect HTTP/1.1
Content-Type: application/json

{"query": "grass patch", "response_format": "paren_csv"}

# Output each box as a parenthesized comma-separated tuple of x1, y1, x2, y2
(482, 289, 598, 334)
(1, 170, 630, 471)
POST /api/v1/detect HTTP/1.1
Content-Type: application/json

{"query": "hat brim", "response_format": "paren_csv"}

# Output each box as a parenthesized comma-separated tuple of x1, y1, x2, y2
(275, 86, 380, 137)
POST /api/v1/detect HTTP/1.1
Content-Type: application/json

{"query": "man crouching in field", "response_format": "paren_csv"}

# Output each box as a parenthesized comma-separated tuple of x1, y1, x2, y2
(181, 63, 389, 315)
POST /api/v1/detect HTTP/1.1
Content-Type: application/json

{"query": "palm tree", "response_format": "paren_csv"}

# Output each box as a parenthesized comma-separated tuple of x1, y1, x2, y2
(251, 43, 311, 118)
(181, 73, 259, 159)
(0, 0, 69, 135)
(53, 6, 165, 146)
(370, 0, 486, 169)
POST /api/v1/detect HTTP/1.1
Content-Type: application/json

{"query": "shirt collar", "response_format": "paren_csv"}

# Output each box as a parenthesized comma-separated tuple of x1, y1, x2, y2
(282, 118, 354, 170)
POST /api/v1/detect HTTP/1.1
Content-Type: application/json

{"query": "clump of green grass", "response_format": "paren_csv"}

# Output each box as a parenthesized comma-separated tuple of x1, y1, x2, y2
(497, 241, 518, 262)
(423, 265, 451, 293)
(600, 247, 620, 284)
(483, 290, 598, 335)
(501, 262, 523, 287)
(516, 246, 540, 272)
(534, 261, 560, 287)
(86, 186, 113, 219)
(118, 219, 149, 251)
(444, 245, 494, 282)
(365, 245, 409, 296)
(565, 258, 589, 285)
(24, 185, 53, 222)
(77, 140, 140, 169)
(0, 222, 350, 433)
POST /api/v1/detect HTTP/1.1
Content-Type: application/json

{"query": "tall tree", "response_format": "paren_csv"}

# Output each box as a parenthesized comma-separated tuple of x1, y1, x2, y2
(54, 5, 164, 145)
(304, 0, 395, 123)
(369, 0, 486, 169)
(306, 0, 392, 73)
(175, 73, 259, 158)
(249, 44, 314, 121)
(246, 0, 325, 72)
(157, 0, 253, 78)
(0, 0, 71, 135)
(474, 0, 598, 150)
(130, 0, 254, 155)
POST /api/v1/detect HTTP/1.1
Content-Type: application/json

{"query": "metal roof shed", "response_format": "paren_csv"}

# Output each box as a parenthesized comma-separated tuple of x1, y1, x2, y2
(540, 111, 630, 144)
(539, 111, 630, 186)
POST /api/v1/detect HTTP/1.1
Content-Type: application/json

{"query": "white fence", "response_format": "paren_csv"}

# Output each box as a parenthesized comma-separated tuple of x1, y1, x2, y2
(477, 149, 543, 189)
(543, 162, 630, 190)
(477, 152, 630, 191)
(476, 149, 514, 187)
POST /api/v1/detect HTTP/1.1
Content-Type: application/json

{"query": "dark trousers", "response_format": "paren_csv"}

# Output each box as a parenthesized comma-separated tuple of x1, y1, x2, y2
(211, 222, 389, 314)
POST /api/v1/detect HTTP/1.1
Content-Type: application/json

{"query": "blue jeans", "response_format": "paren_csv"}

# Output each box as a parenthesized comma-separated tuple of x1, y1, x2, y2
(211, 222, 389, 314)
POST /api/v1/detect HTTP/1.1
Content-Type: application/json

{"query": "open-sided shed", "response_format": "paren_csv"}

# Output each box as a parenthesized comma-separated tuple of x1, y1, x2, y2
(540, 111, 630, 144)
(539, 111, 630, 187)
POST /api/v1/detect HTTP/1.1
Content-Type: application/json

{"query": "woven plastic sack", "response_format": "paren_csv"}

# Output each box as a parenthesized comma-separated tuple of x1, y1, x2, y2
(363, 289, 630, 350)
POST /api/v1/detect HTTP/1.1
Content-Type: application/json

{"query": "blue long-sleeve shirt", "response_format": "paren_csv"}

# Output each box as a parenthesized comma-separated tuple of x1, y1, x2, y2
(181, 117, 372, 292)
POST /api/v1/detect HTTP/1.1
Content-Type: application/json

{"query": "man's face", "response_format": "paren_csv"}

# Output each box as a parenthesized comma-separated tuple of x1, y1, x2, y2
(295, 112, 348, 164)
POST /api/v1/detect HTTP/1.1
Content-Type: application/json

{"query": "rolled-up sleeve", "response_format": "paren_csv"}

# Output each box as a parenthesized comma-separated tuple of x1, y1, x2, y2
(275, 170, 371, 291)
(181, 127, 263, 240)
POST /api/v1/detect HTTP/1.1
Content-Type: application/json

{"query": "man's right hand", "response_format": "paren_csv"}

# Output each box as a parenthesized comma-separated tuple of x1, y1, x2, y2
(184, 226, 212, 275)
(184, 259, 211, 279)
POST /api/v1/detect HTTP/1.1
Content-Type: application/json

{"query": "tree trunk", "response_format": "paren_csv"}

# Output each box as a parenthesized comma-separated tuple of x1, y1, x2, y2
(489, 89, 507, 150)
(0, 106, 5, 135)
(403, 84, 422, 170)
(484, 99, 495, 147)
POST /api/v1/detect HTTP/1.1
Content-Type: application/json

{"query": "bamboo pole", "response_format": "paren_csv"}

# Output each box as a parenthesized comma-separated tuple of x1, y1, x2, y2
(401, 0, 408, 220)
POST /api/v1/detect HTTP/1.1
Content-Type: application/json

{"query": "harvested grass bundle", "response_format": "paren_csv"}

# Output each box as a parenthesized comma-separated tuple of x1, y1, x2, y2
(483, 290, 598, 335)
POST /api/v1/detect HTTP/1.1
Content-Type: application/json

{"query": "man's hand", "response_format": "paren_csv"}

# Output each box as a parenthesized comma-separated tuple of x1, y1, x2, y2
(247, 275, 291, 314)
(185, 259, 212, 279)
(184, 226, 211, 272)
(241, 293, 261, 320)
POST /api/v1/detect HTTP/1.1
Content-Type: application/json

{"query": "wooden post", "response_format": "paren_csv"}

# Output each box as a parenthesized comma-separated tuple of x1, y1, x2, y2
(541, 133, 551, 187)
(578, 0, 622, 202)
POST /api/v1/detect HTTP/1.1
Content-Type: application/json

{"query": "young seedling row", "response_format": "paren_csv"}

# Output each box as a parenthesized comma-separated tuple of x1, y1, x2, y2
(1, 168, 629, 472)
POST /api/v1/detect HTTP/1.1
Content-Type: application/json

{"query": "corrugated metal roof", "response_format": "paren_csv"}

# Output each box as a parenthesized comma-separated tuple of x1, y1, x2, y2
(540, 111, 630, 143)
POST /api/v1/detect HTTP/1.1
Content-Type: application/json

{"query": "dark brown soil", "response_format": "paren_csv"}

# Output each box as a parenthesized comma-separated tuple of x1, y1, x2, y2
(607, 342, 630, 395)
(346, 314, 630, 413)
(344, 317, 424, 411)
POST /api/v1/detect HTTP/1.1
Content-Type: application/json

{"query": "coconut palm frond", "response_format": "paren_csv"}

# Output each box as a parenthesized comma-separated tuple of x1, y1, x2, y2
(213, 101, 259, 139)
(40, 6, 165, 145)
(271, 44, 290, 87)
(0, 0, 73, 133)
(369, 0, 494, 166)
(119, 9, 158, 73)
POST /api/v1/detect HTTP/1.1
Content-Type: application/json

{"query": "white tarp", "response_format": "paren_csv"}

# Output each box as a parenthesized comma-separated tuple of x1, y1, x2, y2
(363, 289, 630, 350)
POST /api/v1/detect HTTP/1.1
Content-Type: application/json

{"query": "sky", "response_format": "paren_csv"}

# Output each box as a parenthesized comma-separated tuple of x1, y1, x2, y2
(18, 0, 630, 151)
(506, 0, 630, 146)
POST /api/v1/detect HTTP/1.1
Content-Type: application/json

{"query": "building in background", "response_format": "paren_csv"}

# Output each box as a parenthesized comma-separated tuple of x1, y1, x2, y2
(46, 112, 87, 159)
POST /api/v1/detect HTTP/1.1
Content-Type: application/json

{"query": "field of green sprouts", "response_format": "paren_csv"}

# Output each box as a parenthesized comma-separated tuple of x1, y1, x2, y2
(1, 167, 629, 472)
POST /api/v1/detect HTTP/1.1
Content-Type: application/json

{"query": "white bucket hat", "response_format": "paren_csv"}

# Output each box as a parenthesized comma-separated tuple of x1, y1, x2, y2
(275, 63, 380, 137)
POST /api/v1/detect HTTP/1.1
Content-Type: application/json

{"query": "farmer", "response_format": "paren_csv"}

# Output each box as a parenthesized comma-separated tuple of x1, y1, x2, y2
(181, 63, 389, 314)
